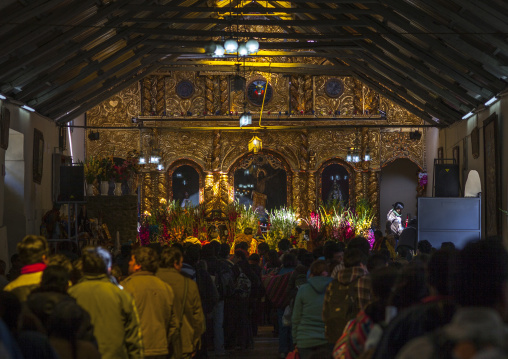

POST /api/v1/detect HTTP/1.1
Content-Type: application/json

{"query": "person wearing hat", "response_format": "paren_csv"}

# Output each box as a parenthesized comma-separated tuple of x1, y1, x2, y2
(387, 202, 404, 239)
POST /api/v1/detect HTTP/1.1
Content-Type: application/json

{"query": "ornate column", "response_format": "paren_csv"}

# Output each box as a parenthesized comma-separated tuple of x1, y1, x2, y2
(355, 171, 364, 206)
(367, 171, 380, 228)
(292, 172, 302, 218)
(158, 171, 168, 204)
(204, 173, 215, 214)
(141, 172, 152, 214)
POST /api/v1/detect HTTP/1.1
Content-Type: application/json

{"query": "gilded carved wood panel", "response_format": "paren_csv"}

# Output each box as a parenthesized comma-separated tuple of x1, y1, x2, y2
(85, 71, 427, 219)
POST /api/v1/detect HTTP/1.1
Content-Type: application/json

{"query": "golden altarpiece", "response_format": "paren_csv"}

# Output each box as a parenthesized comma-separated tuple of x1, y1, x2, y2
(86, 68, 426, 228)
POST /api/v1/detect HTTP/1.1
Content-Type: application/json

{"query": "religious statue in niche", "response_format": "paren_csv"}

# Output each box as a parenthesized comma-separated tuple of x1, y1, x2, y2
(321, 163, 350, 207)
(234, 155, 287, 212)
(172, 165, 200, 207)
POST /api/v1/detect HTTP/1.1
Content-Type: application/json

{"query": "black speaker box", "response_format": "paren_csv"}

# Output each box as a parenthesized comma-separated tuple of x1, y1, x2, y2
(59, 166, 84, 201)
(435, 164, 460, 197)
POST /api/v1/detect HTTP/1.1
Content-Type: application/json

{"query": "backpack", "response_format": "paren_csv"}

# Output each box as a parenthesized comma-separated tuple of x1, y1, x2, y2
(234, 268, 251, 299)
(216, 259, 235, 298)
(323, 277, 360, 344)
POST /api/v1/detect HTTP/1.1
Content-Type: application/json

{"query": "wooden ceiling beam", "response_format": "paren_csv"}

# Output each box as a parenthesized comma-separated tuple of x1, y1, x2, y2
(146, 39, 362, 50)
(123, 4, 375, 15)
(53, 63, 162, 124)
(35, 48, 157, 113)
(374, 2, 508, 88)
(358, 52, 474, 112)
(0, 0, 134, 82)
(347, 57, 461, 122)
(132, 28, 365, 41)
(151, 48, 360, 58)
(0, 0, 66, 37)
(421, 0, 508, 56)
(384, 1, 508, 77)
(15, 34, 150, 101)
(129, 17, 366, 27)
(0, 0, 105, 58)
(45, 53, 162, 118)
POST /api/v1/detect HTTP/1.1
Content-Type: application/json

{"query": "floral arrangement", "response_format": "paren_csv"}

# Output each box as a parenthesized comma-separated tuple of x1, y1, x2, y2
(302, 198, 374, 247)
(83, 156, 103, 183)
(112, 152, 140, 182)
(137, 198, 207, 245)
(263, 207, 299, 249)
(98, 157, 114, 181)
(418, 172, 428, 188)
(224, 200, 259, 242)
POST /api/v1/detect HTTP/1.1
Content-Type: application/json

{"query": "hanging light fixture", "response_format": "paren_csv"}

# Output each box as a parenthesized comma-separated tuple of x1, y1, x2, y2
(214, 44, 225, 57)
(224, 38, 238, 53)
(248, 136, 262, 153)
(246, 39, 259, 54)
(237, 42, 248, 56)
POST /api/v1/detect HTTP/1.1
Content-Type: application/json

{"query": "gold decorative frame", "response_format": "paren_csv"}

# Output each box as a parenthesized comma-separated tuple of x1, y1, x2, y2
(166, 158, 205, 203)
(316, 158, 356, 207)
(227, 150, 293, 208)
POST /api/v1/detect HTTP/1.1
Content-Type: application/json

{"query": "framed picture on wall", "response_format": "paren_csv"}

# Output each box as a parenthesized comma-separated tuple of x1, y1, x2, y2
(483, 113, 501, 237)
(0, 106, 9, 150)
(471, 127, 480, 159)
(33, 129, 44, 184)
(453, 146, 460, 165)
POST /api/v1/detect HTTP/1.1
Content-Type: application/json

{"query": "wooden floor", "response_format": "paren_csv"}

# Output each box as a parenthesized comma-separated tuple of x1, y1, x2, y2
(208, 325, 280, 359)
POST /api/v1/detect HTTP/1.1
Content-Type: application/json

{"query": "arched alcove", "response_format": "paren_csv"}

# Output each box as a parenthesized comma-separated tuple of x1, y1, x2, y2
(316, 159, 355, 207)
(228, 151, 292, 211)
(167, 160, 204, 206)
(380, 158, 420, 224)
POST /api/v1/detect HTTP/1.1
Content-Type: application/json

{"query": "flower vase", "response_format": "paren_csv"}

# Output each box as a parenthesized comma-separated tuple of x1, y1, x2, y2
(100, 181, 109, 196)
(114, 182, 123, 196)
(85, 181, 95, 196)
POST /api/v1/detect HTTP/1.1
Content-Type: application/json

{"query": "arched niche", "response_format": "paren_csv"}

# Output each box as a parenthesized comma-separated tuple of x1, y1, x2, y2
(380, 158, 421, 222)
(228, 151, 292, 211)
(316, 159, 355, 207)
(167, 159, 205, 206)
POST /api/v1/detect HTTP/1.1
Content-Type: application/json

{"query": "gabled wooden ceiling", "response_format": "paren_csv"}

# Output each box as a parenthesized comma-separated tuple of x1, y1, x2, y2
(1, 0, 507, 126)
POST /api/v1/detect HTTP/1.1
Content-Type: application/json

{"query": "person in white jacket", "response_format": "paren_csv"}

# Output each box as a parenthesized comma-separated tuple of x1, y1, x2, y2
(387, 202, 404, 237)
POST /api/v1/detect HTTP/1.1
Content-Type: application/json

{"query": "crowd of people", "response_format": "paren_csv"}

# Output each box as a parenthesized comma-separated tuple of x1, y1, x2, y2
(0, 225, 507, 359)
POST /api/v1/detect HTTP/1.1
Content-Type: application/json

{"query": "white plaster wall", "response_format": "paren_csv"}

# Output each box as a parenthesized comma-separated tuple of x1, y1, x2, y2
(0, 101, 59, 259)
(425, 127, 439, 197)
(5, 130, 26, 255)
(380, 158, 419, 227)
(69, 114, 85, 163)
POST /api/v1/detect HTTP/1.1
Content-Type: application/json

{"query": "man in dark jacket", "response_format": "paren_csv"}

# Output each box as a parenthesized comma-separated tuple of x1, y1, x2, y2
(121, 247, 178, 358)
(69, 246, 143, 359)
(157, 247, 205, 359)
